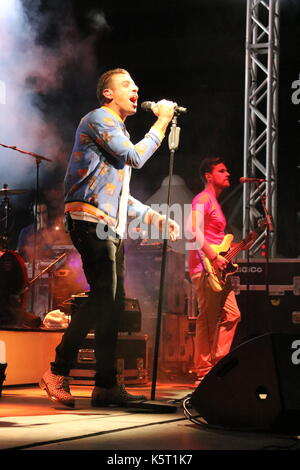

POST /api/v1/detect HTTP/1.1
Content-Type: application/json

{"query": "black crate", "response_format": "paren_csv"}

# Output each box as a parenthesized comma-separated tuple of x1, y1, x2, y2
(70, 332, 149, 385)
(233, 259, 300, 291)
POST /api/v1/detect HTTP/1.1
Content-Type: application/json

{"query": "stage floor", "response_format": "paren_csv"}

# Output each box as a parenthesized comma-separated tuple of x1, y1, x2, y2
(0, 381, 299, 457)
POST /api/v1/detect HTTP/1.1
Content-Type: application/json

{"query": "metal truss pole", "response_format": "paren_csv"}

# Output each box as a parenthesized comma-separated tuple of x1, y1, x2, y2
(243, 0, 280, 258)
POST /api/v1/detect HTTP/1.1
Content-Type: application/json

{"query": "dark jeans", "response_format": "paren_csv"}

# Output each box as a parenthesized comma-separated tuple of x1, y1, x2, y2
(51, 220, 125, 388)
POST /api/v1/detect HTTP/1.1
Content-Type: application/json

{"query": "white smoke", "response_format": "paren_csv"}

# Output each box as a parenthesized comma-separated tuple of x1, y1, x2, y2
(86, 9, 111, 33)
(0, 0, 48, 189)
(0, 0, 97, 194)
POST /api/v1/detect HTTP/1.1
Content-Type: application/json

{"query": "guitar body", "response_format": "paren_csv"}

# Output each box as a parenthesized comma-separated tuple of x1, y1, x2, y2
(203, 234, 239, 292)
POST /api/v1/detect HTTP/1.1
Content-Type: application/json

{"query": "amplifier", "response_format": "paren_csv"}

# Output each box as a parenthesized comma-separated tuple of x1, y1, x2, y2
(125, 245, 186, 315)
(158, 313, 196, 380)
(70, 332, 148, 385)
(70, 294, 142, 333)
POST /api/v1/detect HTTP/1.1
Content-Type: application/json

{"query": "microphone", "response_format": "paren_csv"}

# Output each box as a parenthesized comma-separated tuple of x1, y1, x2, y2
(141, 101, 187, 114)
(240, 177, 265, 183)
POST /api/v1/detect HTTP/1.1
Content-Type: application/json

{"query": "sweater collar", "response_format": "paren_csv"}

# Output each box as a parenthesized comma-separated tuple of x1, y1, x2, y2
(101, 106, 124, 124)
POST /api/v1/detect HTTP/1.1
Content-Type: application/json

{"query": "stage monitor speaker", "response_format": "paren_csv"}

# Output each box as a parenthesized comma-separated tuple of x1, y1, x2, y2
(190, 333, 300, 432)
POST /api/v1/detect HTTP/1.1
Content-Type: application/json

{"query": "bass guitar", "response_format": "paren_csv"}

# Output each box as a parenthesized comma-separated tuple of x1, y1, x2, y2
(202, 223, 265, 292)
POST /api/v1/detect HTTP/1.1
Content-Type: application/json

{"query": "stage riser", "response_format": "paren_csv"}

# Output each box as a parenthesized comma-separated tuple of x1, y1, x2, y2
(0, 329, 63, 385)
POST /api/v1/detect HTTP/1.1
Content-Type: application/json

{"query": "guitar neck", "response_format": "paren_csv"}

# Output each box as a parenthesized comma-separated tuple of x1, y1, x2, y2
(224, 240, 247, 262)
(219, 226, 262, 265)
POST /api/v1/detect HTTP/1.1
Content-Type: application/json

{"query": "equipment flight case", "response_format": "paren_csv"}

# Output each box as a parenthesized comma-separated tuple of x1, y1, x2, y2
(232, 259, 300, 346)
(70, 331, 149, 385)
(68, 294, 149, 385)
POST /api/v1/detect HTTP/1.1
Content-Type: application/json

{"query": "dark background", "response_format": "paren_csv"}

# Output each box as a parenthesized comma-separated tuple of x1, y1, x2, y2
(9, 0, 300, 257)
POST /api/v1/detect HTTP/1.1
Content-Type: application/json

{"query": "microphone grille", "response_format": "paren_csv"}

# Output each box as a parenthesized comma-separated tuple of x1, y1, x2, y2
(141, 101, 153, 111)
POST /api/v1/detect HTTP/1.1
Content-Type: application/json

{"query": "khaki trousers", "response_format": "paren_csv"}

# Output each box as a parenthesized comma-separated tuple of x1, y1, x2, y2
(192, 272, 240, 379)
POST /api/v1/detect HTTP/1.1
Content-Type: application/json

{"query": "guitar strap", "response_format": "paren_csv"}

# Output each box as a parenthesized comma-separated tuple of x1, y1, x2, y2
(195, 244, 209, 277)
(195, 243, 225, 291)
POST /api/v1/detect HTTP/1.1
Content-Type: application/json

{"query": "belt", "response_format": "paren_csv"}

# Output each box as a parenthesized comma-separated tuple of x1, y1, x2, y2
(72, 219, 121, 239)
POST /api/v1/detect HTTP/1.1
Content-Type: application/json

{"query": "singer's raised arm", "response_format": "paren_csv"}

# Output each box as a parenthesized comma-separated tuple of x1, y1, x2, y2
(77, 107, 163, 169)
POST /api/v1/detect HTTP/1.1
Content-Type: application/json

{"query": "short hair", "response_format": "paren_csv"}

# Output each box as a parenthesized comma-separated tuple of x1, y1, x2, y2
(96, 68, 129, 105)
(199, 157, 226, 185)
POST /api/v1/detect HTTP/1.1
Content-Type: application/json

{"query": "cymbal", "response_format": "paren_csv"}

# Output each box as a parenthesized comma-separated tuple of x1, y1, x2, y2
(0, 188, 30, 195)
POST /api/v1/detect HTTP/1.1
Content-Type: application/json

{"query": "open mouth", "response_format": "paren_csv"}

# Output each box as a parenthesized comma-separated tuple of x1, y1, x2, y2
(130, 95, 138, 108)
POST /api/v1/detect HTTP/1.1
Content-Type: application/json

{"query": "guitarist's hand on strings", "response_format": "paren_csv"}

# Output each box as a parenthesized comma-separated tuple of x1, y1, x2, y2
(211, 253, 228, 271)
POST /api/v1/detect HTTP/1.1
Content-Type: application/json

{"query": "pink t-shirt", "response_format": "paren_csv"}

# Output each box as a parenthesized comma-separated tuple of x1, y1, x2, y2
(188, 189, 226, 277)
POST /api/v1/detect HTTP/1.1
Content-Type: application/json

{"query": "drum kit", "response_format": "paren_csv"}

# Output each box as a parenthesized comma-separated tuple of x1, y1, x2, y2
(0, 143, 66, 327)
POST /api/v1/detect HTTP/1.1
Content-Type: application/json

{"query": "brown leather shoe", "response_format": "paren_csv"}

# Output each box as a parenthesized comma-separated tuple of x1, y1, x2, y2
(91, 384, 147, 407)
(40, 369, 75, 408)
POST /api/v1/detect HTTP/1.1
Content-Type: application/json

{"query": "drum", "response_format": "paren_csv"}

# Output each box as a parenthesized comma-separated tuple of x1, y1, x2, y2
(0, 250, 29, 326)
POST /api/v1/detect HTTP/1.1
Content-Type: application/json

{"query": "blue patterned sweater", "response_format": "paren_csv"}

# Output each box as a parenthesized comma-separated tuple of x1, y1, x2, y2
(64, 106, 163, 229)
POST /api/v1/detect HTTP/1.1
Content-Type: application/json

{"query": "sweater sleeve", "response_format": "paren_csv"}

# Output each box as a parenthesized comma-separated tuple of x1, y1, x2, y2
(127, 194, 151, 221)
(86, 108, 164, 169)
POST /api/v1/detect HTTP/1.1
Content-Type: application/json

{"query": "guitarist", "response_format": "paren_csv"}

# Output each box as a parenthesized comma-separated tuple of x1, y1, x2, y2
(188, 157, 241, 385)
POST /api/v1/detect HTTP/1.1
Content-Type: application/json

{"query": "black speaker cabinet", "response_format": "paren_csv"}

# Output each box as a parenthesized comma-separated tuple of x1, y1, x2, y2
(232, 290, 300, 348)
(191, 333, 300, 432)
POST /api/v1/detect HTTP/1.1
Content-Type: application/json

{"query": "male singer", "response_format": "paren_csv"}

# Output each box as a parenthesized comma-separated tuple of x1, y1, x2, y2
(40, 68, 179, 407)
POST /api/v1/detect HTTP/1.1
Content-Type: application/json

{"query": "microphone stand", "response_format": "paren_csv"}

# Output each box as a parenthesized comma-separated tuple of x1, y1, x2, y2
(244, 180, 253, 293)
(151, 111, 182, 401)
(31, 157, 42, 313)
(258, 189, 274, 332)
(29, 252, 67, 312)
(244, 180, 274, 335)
(0, 143, 52, 313)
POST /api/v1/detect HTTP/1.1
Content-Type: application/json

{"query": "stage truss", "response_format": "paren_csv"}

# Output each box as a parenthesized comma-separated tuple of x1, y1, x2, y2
(242, 0, 280, 258)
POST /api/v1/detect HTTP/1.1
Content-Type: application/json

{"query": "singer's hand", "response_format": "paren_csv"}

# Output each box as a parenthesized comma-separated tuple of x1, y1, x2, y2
(158, 215, 179, 241)
(152, 99, 176, 122)
(150, 211, 179, 241)
(150, 100, 176, 137)
(168, 217, 180, 242)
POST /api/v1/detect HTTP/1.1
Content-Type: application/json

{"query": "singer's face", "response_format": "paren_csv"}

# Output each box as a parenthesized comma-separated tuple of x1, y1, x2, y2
(104, 73, 139, 120)
(206, 163, 230, 189)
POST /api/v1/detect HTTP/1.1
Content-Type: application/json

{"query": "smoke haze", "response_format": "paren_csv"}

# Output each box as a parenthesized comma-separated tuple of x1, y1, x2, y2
(0, 0, 99, 197)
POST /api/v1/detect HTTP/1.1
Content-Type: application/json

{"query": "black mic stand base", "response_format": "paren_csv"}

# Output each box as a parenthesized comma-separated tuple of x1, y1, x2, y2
(119, 400, 178, 413)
